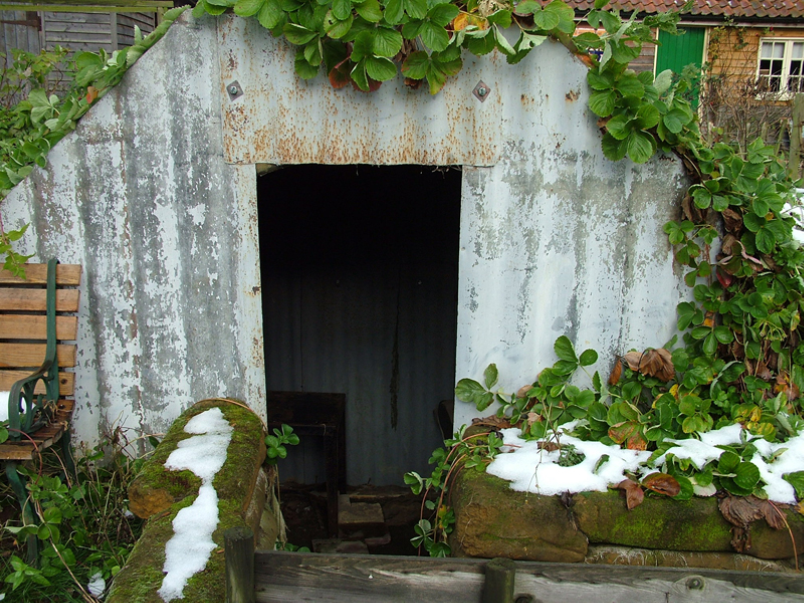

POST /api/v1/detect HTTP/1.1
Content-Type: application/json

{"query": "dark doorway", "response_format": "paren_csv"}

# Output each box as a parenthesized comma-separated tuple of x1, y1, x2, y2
(257, 165, 461, 488)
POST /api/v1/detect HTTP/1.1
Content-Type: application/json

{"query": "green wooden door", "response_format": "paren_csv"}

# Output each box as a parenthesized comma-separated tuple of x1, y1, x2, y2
(656, 27, 706, 107)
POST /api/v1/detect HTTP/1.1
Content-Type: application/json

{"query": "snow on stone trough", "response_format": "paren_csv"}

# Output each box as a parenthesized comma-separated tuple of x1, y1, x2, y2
(158, 407, 233, 602)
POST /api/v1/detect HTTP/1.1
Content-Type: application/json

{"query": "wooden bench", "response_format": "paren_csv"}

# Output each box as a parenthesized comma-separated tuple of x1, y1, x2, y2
(0, 259, 82, 563)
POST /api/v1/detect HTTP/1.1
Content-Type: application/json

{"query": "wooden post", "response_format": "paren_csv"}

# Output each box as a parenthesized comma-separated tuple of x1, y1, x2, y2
(482, 558, 517, 603)
(225, 526, 255, 603)
(790, 94, 803, 181)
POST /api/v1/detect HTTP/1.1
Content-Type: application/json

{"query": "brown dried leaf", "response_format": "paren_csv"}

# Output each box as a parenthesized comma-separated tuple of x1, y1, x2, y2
(470, 415, 513, 430)
(775, 372, 800, 402)
(722, 208, 743, 233)
(608, 357, 623, 386)
(718, 495, 788, 553)
(517, 384, 533, 399)
(756, 359, 772, 381)
(86, 85, 99, 104)
(641, 473, 680, 497)
(640, 348, 675, 382)
(623, 352, 642, 372)
(616, 478, 644, 510)
(538, 441, 560, 452)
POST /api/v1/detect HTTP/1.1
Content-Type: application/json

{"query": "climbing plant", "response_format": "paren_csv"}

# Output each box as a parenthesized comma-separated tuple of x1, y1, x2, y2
(0, 6, 189, 277)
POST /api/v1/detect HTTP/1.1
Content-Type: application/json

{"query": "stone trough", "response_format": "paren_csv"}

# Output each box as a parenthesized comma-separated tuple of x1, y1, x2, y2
(451, 469, 804, 572)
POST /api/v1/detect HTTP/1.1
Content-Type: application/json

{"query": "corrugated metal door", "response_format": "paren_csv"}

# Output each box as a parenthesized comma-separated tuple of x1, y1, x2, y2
(655, 27, 705, 107)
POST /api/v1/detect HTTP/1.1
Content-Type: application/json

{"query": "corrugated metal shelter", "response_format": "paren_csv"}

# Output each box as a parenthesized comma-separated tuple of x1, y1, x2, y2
(2, 11, 691, 485)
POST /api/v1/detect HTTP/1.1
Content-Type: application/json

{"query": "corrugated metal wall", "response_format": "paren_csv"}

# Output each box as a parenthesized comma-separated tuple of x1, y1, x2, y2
(260, 165, 460, 486)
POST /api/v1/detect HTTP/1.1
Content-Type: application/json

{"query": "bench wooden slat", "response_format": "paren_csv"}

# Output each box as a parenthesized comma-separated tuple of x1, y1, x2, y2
(0, 315, 78, 340)
(0, 289, 80, 312)
(0, 343, 76, 369)
(0, 370, 74, 396)
(0, 264, 81, 286)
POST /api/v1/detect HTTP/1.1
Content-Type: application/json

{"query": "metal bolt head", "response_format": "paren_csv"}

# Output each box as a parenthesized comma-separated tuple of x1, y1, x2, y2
(686, 577, 704, 590)
(226, 80, 243, 101)
(473, 80, 492, 103)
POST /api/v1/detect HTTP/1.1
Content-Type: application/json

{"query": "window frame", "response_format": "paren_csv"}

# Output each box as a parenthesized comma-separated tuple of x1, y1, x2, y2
(756, 37, 804, 101)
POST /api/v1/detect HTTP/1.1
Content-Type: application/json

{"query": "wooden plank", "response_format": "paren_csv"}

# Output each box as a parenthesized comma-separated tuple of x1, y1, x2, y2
(253, 553, 804, 603)
(0, 343, 76, 368)
(0, 370, 74, 395)
(0, 314, 77, 340)
(0, 288, 79, 312)
(0, 5, 169, 12)
(1, 0, 172, 6)
(0, 264, 81, 285)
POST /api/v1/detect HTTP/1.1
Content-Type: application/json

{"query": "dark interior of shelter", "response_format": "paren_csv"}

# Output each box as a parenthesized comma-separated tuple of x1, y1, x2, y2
(257, 164, 462, 554)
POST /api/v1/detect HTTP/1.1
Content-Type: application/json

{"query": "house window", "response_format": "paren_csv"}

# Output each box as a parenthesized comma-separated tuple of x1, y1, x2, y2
(757, 38, 804, 98)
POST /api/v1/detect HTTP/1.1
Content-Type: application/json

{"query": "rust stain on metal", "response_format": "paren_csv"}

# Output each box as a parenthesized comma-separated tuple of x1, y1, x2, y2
(218, 15, 500, 167)
(565, 88, 580, 102)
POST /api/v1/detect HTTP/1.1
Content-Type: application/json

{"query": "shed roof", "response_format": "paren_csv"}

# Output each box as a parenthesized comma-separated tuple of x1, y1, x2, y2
(563, 0, 804, 20)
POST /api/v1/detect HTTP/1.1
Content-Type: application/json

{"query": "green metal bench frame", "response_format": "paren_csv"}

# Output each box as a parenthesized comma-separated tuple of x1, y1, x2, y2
(3, 258, 75, 565)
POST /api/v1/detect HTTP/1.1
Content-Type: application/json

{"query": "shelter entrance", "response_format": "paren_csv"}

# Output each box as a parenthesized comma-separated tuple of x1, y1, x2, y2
(256, 164, 461, 550)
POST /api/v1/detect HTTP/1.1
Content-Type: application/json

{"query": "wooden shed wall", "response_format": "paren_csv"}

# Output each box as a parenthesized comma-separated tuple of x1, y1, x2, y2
(0, 10, 41, 63)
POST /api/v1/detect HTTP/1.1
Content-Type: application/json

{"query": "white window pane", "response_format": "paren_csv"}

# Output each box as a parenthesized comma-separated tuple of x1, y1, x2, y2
(773, 43, 785, 58)
(793, 42, 804, 59)
(761, 42, 773, 58)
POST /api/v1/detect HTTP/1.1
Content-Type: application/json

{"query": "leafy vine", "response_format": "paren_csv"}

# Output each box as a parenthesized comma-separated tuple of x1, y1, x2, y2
(0, 6, 189, 277)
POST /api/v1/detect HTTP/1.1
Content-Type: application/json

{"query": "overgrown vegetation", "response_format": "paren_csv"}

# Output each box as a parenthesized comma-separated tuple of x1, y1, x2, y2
(0, 429, 153, 602)
(0, 5, 188, 278)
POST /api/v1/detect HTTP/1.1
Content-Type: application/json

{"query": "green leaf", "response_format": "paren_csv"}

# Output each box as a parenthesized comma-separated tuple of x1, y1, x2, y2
(355, 0, 383, 21)
(734, 462, 761, 490)
(554, 336, 577, 363)
(636, 104, 660, 129)
(324, 12, 353, 38)
(484, 363, 499, 389)
(493, 25, 515, 56)
(486, 9, 512, 27)
(718, 450, 740, 474)
(258, 0, 284, 29)
(402, 50, 429, 79)
(421, 21, 450, 51)
(626, 130, 655, 164)
(428, 3, 460, 26)
(295, 51, 320, 79)
(234, 0, 265, 16)
(589, 89, 616, 117)
(373, 27, 403, 57)
(404, 0, 427, 19)
(587, 70, 614, 91)
(284, 23, 318, 45)
(579, 349, 598, 366)
(755, 228, 775, 254)
(601, 133, 627, 161)
(332, 0, 352, 20)
(616, 75, 644, 99)
(653, 69, 672, 95)
(351, 30, 375, 61)
(663, 109, 688, 134)
(605, 114, 632, 141)
(532, 8, 560, 30)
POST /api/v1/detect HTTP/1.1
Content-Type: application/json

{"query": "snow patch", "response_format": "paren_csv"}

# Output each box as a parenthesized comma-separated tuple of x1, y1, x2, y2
(158, 407, 233, 602)
(487, 424, 804, 504)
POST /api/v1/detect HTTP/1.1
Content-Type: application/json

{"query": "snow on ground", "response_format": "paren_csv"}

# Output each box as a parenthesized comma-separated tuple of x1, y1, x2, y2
(487, 423, 804, 504)
(158, 407, 233, 602)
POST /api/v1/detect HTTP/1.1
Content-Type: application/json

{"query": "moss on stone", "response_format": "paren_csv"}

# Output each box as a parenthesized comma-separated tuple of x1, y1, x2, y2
(108, 399, 267, 603)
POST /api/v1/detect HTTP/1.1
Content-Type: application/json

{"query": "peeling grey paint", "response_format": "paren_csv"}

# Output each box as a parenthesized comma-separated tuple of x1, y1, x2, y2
(2, 12, 689, 473)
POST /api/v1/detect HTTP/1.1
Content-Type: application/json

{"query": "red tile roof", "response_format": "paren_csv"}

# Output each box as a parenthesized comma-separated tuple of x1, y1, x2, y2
(562, 0, 804, 19)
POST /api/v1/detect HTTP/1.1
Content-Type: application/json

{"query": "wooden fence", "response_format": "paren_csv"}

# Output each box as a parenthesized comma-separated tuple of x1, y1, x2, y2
(224, 527, 804, 603)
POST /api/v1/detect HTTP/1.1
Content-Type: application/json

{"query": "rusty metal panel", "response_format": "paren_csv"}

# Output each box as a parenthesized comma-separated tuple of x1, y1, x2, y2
(217, 15, 502, 167)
